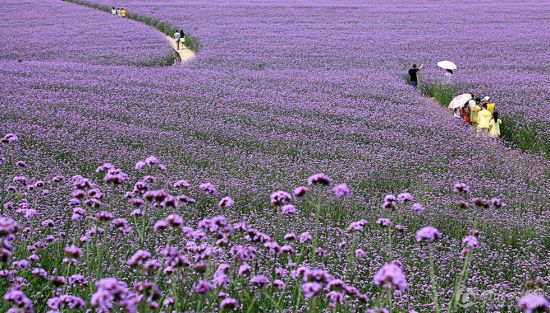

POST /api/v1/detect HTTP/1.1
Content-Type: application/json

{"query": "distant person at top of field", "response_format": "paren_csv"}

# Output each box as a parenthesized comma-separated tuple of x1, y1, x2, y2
(489, 111, 502, 138)
(116, 8, 121, 16)
(408, 64, 424, 88)
(111, 7, 116, 15)
(477, 103, 493, 135)
(174, 31, 182, 50)
(444, 69, 454, 83)
(121, 8, 127, 17)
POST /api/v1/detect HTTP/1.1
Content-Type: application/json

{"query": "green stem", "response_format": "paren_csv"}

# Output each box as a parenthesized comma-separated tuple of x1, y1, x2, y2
(429, 246, 441, 313)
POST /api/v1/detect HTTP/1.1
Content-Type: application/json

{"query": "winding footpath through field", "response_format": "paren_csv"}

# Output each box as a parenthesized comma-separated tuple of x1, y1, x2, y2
(165, 35, 195, 63)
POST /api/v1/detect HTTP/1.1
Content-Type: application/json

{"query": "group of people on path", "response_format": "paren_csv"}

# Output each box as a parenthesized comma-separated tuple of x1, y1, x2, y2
(111, 7, 126, 17)
(454, 95, 501, 138)
(173, 30, 186, 50)
(408, 64, 501, 138)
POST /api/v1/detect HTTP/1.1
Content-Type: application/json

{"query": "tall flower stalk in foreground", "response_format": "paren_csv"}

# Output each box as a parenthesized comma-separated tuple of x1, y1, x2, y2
(0, 133, 19, 213)
(416, 226, 443, 313)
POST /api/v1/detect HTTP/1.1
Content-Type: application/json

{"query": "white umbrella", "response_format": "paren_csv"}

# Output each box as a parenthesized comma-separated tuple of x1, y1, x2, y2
(448, 93, 472, 109)
(437, 60, 457, 70)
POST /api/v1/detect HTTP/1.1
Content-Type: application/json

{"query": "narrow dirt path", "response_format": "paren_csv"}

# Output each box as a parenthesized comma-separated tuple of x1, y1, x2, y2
(165, 35, 195, 63)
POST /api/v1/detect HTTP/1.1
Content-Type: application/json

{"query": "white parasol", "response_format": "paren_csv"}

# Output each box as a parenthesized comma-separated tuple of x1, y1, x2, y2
(437, 60, 458, 70)
(448, 93, 473, 109)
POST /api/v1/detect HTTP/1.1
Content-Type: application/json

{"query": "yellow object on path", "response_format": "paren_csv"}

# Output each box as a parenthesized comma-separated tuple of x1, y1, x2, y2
(121, 9, 126, 17)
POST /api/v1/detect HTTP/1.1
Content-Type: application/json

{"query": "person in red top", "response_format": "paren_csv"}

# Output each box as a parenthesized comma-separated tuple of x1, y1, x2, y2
(461, 105, 470, 124)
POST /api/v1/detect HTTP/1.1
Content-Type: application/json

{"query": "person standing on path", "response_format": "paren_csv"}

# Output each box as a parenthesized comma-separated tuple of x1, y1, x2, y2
(444, 69, 454, 83)
(477, 103, 493, 135)
(489, 112, 502, 138)
(174, 31, 181, 50)
(111, 7, 116, 15)
(408, 64, 424, 88)
(470, 98, 481, 128)
(179, 30, 185, 49)
(116, 8, 121, 16)
(121, 8, 127, 17)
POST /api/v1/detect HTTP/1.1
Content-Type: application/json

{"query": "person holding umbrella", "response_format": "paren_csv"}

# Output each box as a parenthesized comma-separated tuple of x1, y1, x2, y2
(408, 64, 424, 88)
(437, 60, 457, 83)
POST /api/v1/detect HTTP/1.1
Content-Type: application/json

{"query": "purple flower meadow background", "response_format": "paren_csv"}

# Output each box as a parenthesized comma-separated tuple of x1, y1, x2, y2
(0, 0, 549, 312)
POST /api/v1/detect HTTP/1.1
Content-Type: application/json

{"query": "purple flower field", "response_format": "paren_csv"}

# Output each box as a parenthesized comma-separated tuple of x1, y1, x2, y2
(0, 0, 549, 312)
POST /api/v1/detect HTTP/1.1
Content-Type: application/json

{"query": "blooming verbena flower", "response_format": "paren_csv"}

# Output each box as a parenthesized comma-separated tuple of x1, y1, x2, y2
(347, 219, 368, 232)
(299, 232, 312, 243)
(270, 191, 292, 205)
(315, 247, 326, 256)
(199, 183, 219, 196)
(302, 282, 323, 298)
(69, 274, 88, 287)
(41, 219, 55, 228)
(462, 235, 479, 248)
(1, 133, 19, 144)
(376, 218, 392, 227)
(95, 163, 115, 173)
(273, 279, 285, 290)
(416, 226, 442, 242)
(47, 294, 86, 310)
(165, 215, 183, 227)
(238, 263, 251, 276)
(412, 203, 425, 213)
(397, 192, 414, 202)
(92, 278, 136, 312)
(373, 261, 408, 291)
(355, 249, 367, 259)
(395, 224, 405, 233)
(490, 198, 505, 208)
(284, 233, 296, 241)
(332, 184, 350, 197)
(153, 220, 169, 232)
(517, 293, 550, 313)
(94, 211, 114, 222)
(293, 186, 308, 198)
(128, 250, 151, 267)
(64, 245, 82, 259)
(472, 197, 489, 208)
(0, 217, 20, 236)
(453, 182, 470, 193)
(135, 161, 146, 171)
(281, 204, 297, 214)
(382, 194, 398, 209)
(327, 291, 345, 304)
(250, 275, 269, 287)
(4, 289, 33, 311)
(307, 173, 333, 186)
(104, 168, 129, 185)
(194, 280, 212, 294)
(218, 196, 234, 207)
(231, 245, 257, 262)
(32, 268, 48, 279)
(173, 180, 190, 189)
(220, 297, 238, 310)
